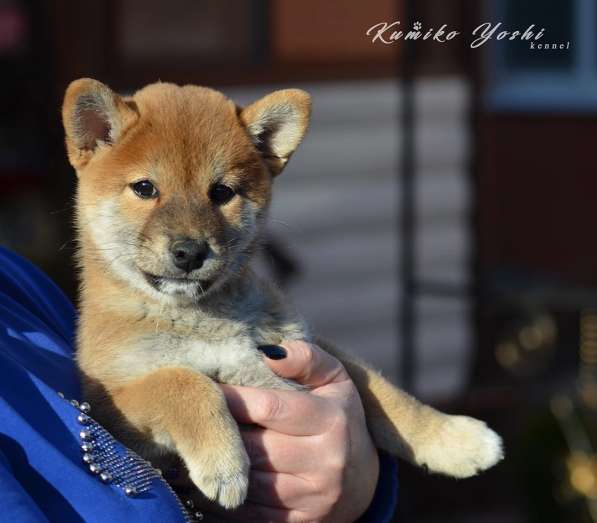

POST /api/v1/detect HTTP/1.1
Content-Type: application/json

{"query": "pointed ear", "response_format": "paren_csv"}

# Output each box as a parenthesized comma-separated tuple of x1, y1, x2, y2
(240, 89, 311, 176)
(62, 78, 139, 170)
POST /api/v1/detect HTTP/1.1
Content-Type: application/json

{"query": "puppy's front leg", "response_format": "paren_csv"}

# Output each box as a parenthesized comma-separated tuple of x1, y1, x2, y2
(110, 367, 249, 509)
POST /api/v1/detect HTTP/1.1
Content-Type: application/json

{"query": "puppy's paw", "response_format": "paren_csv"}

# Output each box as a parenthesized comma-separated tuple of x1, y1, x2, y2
(418, 415, 503, 478)
(186, 442, 250, 509)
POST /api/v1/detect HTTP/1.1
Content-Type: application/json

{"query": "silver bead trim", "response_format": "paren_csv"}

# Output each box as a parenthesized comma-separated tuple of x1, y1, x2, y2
(124, 486, 137, 497)
(100, 471, 113, 483)
(57, 392, 197, 522)
(80, 442, 94, 453)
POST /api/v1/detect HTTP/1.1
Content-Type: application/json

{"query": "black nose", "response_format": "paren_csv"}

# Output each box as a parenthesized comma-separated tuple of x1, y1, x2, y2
(170, 239, 209, 273)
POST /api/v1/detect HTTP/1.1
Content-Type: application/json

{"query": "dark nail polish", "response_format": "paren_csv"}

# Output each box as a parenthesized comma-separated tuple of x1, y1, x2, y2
(258, 345, 287, 360)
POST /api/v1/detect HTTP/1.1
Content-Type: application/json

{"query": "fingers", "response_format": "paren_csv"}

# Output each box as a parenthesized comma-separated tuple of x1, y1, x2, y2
(263, 340, 350, 389)
(224, 471, 318, 523)
(247, 470, 312, 506)
(221, 384, 337, 435)
(202, 471, 315, 523)
(240, 426, 320, 472)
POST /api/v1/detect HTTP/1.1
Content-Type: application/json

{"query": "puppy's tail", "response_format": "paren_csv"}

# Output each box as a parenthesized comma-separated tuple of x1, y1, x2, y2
(319, 340, 504, 478)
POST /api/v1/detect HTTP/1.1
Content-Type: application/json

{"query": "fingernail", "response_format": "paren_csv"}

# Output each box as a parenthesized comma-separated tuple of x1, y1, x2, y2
(258, 345, 287, 360)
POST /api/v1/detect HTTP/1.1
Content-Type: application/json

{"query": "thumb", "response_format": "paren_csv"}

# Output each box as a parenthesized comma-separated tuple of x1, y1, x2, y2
(258, 340, 350, 389)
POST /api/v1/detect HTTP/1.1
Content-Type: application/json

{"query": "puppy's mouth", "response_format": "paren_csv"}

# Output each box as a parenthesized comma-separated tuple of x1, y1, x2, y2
(142, 272, 213, 292)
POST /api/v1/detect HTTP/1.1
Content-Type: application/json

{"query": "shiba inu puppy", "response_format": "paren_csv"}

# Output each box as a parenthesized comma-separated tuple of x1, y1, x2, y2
(62, 78, 503, 511)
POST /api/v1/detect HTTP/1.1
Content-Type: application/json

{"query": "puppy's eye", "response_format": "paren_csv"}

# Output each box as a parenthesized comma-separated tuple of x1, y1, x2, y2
(209, 183, 235, 205)
(131, 180, 158, 199)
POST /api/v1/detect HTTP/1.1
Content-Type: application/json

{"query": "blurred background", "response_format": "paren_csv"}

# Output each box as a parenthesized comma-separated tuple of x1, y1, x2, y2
(1, 0, 595, 521)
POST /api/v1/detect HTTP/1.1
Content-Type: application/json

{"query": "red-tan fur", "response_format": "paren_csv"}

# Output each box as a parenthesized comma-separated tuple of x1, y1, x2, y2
(62, 78, 503, 512)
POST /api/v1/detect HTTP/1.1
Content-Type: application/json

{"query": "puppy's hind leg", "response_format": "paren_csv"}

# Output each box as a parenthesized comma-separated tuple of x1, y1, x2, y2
(319, 341, 504, 478)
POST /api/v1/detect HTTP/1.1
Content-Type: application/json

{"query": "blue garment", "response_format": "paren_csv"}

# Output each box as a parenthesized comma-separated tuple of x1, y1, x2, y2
(358, 452, 398, 523)
(0, 246, 397, 522)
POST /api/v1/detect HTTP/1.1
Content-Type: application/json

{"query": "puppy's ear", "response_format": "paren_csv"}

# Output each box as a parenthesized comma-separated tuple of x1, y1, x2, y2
(240, 89, 311, 176)
(62, 78, 139, 170)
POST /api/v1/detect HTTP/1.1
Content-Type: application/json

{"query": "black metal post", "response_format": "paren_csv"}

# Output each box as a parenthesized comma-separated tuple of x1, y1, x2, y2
(399, 0, 417, 393)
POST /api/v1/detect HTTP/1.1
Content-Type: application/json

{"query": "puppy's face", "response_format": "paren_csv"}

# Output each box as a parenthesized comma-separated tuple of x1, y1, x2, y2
(63, 79, 310, 302)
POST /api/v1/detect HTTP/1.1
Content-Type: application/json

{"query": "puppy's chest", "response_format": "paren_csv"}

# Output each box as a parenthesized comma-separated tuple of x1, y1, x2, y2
(151, 331, 257, 383)
(114, 312, 302, 388)
(121, 326, 240, 382)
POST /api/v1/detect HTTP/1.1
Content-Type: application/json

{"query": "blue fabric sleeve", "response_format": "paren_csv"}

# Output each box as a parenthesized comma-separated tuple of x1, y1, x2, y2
(0, 247, 76, 346)
(0, 450, 50, 523)
(0, 247, 188, 523)
(357, 451, 399, 523)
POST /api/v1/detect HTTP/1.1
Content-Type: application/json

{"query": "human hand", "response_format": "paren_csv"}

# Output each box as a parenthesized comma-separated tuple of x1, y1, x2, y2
(220, 341, 379, 522)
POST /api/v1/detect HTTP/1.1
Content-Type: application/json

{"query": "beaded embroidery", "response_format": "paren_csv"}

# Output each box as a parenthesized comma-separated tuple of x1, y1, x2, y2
(58, 392, 202, 522)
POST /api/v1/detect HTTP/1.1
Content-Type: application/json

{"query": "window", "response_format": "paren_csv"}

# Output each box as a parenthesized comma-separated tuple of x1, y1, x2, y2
(487, 0, 597, 111)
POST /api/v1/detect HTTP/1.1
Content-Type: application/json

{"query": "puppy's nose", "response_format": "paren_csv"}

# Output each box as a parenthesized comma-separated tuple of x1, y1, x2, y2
(170, 239, 209, 273)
